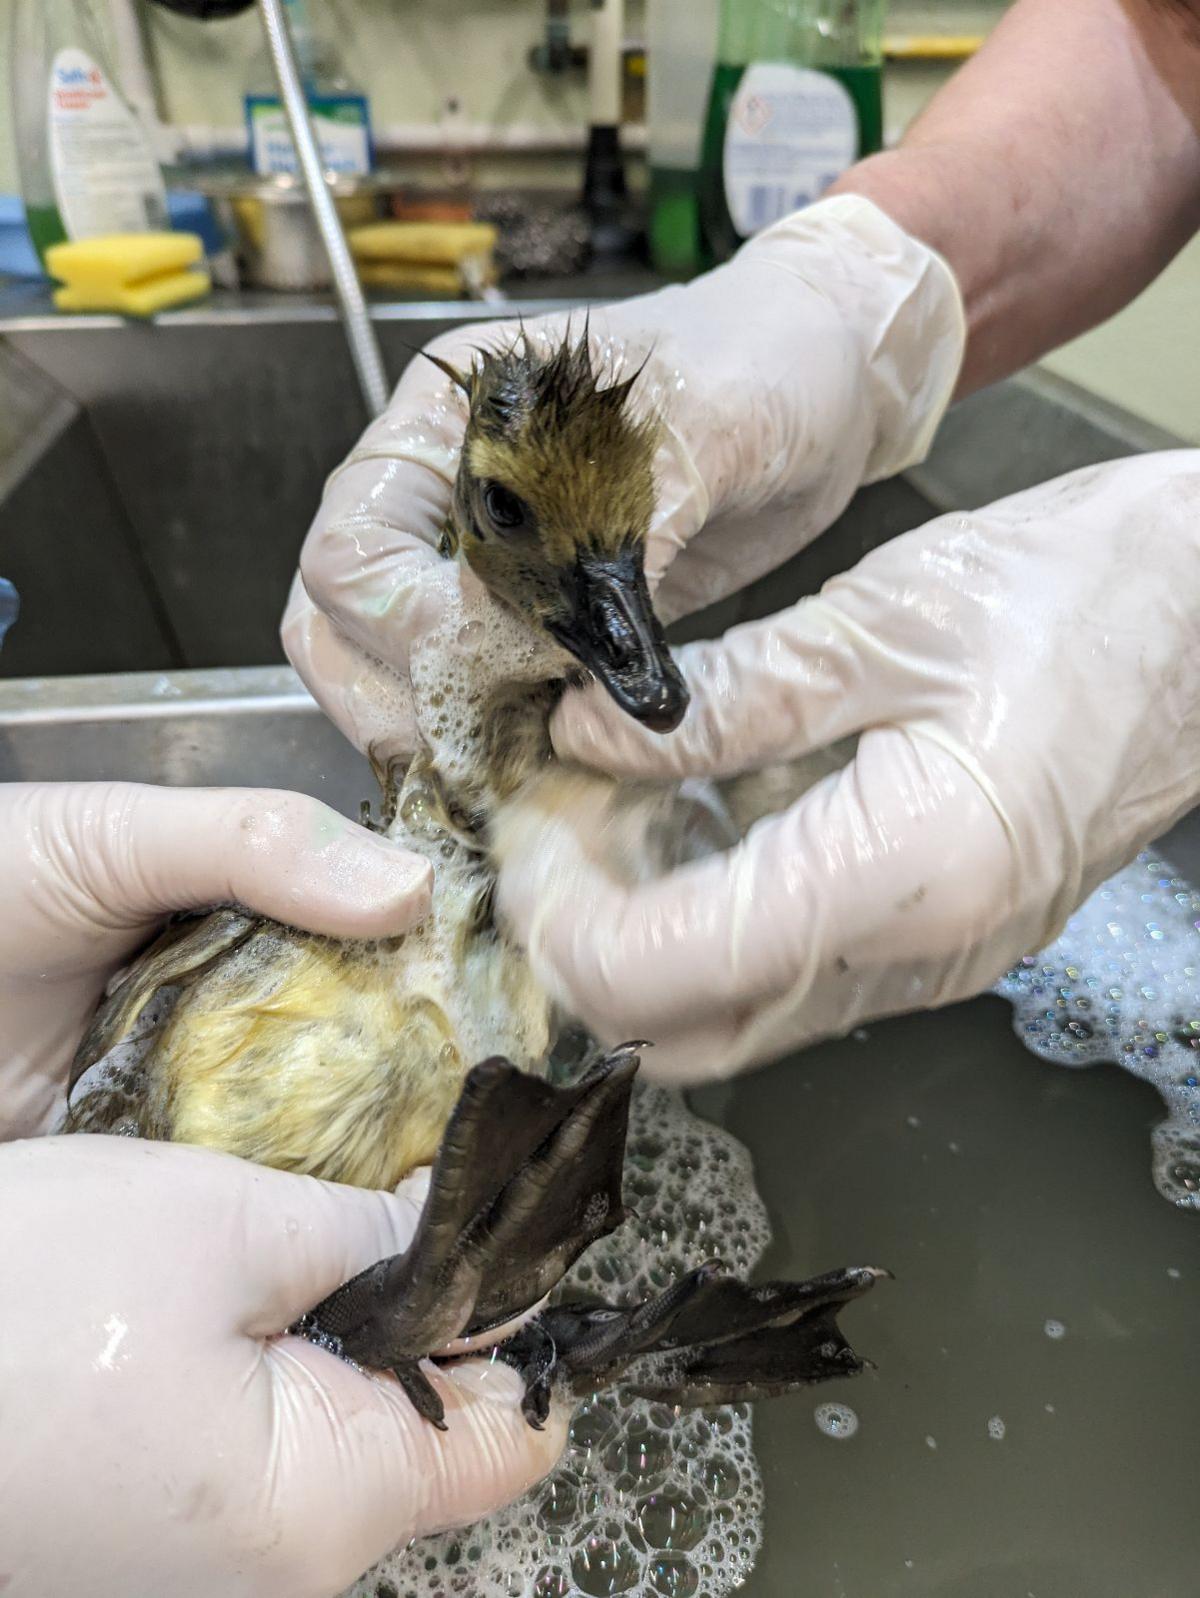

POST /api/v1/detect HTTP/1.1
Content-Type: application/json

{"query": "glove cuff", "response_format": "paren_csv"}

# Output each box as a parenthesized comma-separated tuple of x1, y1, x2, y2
(736, 194, 966, 484)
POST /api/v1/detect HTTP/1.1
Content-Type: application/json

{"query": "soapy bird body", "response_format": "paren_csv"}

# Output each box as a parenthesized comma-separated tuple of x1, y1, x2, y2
(66, 577, 560, 1186)
(66, 330, 688, 1184)
(63, 329, 885, 1426)
(134, 914, 543, 1190)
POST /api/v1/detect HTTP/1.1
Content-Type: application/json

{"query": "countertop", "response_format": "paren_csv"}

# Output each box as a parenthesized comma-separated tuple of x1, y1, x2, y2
(0, 261, 665, 333)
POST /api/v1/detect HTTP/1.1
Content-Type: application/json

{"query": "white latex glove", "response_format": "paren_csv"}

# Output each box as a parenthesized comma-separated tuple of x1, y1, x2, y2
(0, 781, 432, 1139)
(496, 453, 1200, 1082)
(0, 1135, 567, 1598)
(282, 195, 964, 761)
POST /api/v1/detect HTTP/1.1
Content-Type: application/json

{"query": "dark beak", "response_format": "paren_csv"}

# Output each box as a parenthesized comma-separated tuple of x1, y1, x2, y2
(549, 549, 690, 734)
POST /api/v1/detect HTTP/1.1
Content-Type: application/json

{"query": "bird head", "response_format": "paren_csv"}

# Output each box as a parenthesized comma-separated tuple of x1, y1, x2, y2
(429, 329, 689, 735)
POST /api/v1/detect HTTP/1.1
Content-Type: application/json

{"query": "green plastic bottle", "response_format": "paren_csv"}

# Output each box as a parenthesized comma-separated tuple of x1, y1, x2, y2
(646, 0, 719, 278)
(698, 0, 885, 263)
(10, 0, 169, 266)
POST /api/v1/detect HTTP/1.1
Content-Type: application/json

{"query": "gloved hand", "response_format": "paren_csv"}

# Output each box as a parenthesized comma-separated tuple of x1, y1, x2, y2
(496, 453, 1200, 1081)
(282, 195, 964, 762)
(0, 1134, 567, 1598)
(0, 781, 432, 1139)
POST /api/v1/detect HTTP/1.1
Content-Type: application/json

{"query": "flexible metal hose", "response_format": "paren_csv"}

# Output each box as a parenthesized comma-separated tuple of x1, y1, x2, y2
(257, 0, 390, 418)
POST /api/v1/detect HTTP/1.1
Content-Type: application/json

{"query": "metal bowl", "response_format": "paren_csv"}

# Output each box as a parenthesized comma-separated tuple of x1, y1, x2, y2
(194, 171, 387, 291)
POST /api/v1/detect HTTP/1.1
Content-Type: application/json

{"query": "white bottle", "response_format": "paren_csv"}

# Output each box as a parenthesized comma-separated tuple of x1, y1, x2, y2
(10, 0, 169, 265)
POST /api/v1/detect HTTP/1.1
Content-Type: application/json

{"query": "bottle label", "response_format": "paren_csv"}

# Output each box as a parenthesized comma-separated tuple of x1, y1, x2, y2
(47, 49, 168, 240)
(722, 64, 858, 236)
(245, 95, 373, 177)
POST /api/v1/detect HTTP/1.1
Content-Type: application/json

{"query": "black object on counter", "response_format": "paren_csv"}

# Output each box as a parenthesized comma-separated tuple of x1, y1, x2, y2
(582, 123, 641, 259)
(145, 0, 256, 15)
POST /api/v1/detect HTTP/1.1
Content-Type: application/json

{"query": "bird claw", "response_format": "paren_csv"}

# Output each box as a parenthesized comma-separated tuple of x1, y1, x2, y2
(389, 1359, 449, 1431)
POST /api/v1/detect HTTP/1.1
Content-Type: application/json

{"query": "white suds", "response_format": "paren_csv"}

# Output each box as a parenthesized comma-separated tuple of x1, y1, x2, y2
(347, 1082, 772, 1598)
(995, 851, 1200, 1208)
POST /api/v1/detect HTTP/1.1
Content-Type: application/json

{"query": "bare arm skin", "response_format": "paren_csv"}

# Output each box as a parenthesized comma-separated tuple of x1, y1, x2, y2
(832, 0, 1200, 395)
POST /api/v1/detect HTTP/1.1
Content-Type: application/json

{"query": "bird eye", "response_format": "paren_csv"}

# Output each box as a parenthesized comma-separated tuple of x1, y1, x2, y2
(482, 481, 526, 532)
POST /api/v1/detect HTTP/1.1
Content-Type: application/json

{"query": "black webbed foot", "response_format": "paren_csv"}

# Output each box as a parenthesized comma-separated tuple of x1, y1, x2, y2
(296, 1045, 886, 1429)
(501, 1317, 557, 1430)
(494, 1264, 887, 1417)
(295, 1046, 641, 1385)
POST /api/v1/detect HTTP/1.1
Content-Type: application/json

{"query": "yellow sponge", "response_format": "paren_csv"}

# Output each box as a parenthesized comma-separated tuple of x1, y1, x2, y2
(356, 261, 481, 294)
(348, 220, 497, 266)
(45, 233, 211, 316)
(348, 220, 498, 295)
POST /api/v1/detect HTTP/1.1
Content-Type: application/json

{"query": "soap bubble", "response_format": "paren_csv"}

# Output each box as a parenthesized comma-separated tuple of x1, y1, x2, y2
(996, 852, 1200, 1208)
(344, 1084, 769, 1598)
(814, 1403, 859, 1440)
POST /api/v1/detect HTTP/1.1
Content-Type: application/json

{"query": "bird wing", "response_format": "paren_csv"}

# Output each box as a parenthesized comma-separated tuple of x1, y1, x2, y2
(68, 908, 259, 1096)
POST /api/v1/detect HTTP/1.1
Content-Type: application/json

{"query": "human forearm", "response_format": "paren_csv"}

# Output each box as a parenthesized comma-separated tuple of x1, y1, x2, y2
(832, 0, 1200, 394)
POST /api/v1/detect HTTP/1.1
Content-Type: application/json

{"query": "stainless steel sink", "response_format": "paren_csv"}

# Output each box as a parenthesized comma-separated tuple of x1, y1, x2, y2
(2, 290, 1197, 1596)
(0, 664, 371, 803)
(2, 662, 1199, 1598)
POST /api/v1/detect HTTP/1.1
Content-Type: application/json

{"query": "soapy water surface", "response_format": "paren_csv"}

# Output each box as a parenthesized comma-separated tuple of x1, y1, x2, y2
(995, 849, 1200, 1209)
(348, 845, 1200, 1594)
(346, 1072, 771, 1598)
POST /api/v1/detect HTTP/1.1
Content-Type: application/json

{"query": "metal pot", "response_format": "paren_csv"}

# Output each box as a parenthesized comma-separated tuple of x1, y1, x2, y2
(196, 172, 385, 291)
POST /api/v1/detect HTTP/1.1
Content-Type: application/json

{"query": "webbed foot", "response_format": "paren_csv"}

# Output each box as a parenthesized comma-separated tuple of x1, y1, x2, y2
(496, 1264, 886, 1415)
(297, 1047, 886, 1428)
(295, 1046, 641, 1419)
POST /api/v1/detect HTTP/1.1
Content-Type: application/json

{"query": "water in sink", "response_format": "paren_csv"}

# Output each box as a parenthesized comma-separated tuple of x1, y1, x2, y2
(3, 679, 1195, 1595)
(348, 852, 1200, 1598)
(997, 849, 1200, 1209)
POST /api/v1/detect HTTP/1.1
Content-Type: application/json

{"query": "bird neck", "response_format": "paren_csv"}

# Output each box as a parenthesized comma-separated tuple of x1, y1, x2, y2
(384, 568, 567, 853)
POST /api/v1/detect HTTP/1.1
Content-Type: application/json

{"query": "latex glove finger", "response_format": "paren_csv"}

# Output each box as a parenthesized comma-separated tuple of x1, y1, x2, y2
(1, 781, 432, 964)
(550, 590, 913, 780)
(649, 498, 837, 624)
(294, 339, 468, 668)
(282, 572, 421, 764)
(0, 781, 432, 1138)
(263, 1343, 566, 1575)
(497, 728, 1019, 1083)
(231, 1160, 543, 1348)
(556, 450, 1200, 788)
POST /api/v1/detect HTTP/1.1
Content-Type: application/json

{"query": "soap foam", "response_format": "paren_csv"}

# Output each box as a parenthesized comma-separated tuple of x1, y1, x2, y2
(344, 1079, 771, 1598)
(995, 849, 1200, 1209)
(813, 1402, 858, 1441)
